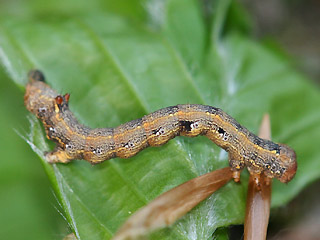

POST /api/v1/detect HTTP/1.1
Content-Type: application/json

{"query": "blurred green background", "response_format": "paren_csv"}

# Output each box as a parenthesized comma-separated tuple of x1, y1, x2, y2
(0, 0, 319, 239)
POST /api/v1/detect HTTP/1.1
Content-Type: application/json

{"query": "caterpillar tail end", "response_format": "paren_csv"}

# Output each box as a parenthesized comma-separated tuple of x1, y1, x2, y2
(45, 148, 71, 164)
(28, 69, 46, 83)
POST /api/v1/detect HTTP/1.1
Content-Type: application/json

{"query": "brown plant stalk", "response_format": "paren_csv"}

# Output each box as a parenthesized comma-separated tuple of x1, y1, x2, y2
(244, 114, 272, 240)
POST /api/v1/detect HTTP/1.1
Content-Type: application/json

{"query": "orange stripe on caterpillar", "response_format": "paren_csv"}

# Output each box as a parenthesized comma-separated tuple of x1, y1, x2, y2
(24, 70, 297, 183)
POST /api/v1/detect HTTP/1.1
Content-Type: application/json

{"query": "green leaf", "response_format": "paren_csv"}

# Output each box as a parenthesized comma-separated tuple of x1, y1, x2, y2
(1, 0, 319, 239)
(0, 69, 67, 240)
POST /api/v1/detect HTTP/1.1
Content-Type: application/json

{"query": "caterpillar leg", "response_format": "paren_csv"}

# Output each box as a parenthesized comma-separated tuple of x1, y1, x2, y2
(229, 154, 245, 182)
(46, 147, 71, 164)
(232, 170, 241, 182)
(249, 173, 272, 191)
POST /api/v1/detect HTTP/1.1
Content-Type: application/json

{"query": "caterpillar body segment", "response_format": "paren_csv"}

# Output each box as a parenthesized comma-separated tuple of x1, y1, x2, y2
(25, 70, 297, 183)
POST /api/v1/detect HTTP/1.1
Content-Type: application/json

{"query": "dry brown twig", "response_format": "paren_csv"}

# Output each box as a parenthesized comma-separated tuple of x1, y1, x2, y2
(112, 167, 233, 240)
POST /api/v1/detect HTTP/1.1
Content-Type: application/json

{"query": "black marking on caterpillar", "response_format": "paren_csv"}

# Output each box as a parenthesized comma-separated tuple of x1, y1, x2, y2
(24, 70, 297, 183)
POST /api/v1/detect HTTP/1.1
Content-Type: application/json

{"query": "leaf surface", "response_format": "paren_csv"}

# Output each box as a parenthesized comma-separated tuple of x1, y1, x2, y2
(0, 0, 319, 239)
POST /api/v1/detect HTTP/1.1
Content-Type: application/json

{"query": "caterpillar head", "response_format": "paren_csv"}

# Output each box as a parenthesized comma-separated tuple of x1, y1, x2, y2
(278, 144, 297, 183)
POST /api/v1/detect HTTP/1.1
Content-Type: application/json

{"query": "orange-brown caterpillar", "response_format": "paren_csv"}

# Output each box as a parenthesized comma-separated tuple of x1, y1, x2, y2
(24, 70, 297, 183)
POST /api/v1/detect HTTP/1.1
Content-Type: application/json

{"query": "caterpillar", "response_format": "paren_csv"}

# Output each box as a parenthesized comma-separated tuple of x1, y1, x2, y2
(24, 70, 297, 183)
